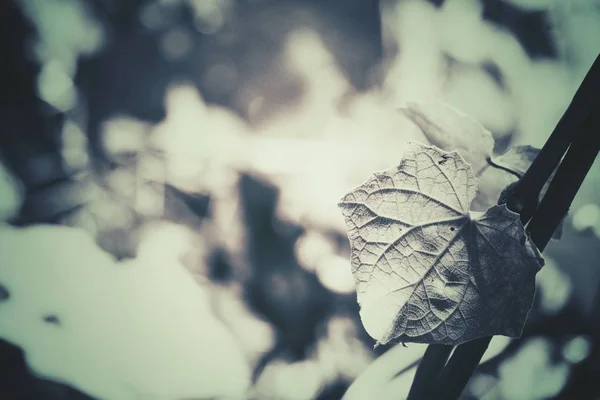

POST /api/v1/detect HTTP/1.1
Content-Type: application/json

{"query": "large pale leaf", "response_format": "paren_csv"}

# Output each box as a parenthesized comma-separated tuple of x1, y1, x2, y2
(338, 143, 544, 346)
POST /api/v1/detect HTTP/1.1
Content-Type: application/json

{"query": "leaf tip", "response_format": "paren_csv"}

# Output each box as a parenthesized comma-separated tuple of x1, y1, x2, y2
(373, 340, 385, 351)
(337, 194, 351, 209)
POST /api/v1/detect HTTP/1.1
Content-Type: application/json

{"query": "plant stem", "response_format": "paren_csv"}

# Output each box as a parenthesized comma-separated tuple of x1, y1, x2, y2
(406, 345, 453, 400)
(413, 53, 600, 400)
(428, 337, 491, 400)
(527, 110, 600, 249)
(507, 53, 600, 223)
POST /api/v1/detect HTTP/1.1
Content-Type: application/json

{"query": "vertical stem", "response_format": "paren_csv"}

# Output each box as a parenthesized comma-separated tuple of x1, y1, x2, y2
(527, 113, 600, 249)
(508, 53, 600, 223)
(406, 345, 453, 400)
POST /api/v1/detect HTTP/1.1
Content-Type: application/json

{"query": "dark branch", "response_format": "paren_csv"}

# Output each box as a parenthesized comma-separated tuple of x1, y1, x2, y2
(410, 52, 600, 400)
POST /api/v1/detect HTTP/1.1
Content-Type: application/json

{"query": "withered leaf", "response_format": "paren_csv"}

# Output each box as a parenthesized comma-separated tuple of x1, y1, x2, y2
(491, 146, 564, 239)
(491, 145, 540, 176)
(338, 143, 544, 346)
(473, 146, 540, 211)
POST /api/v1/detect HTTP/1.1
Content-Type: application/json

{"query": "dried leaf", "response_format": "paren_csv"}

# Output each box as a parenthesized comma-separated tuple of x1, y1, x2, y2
(338, 143, 544, 346)
(492, 146, 564, 239)
(473, 147, 536, 211)
(491, 145, 539, 176)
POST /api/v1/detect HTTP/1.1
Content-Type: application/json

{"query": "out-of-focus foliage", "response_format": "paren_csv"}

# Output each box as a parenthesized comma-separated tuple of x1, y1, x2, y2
(0, 223, 251, 399)
(0, 0, 599, 399)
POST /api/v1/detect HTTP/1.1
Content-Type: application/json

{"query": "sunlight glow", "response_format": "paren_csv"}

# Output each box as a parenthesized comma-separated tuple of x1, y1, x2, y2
(37, 60, 77, 111)
(0, 163, 23, 221)
(101, 117, 149, 157)
(562, 335, 591, 364)
(572, 203, 600, 235)
(61, 121, 89, 171)
(0, 224, 251, 399)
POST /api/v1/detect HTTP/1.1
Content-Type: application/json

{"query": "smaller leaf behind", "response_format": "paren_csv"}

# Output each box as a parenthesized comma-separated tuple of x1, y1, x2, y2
(401, 102, 495, 176)
(490, 145, 540, 177)
(472, 146, 539, 211)
(492, 146, 564, 239)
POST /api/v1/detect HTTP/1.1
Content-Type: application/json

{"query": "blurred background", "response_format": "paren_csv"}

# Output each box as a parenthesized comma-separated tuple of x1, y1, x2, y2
(0, 0, 599, 399)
